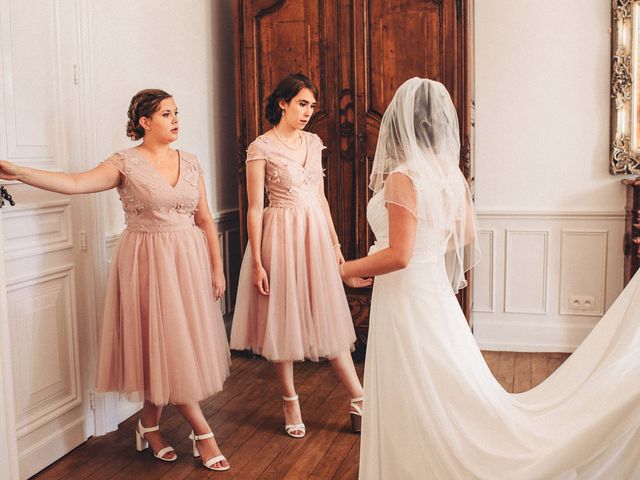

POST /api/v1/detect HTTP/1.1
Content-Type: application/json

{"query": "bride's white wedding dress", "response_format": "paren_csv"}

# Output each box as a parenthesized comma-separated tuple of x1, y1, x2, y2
(359, 190, 640, 479)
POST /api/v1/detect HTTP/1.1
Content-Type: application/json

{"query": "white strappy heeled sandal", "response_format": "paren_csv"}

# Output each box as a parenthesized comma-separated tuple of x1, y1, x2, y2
(135, 419, 177, 462)
(189, 431, 230, 472)
(283, 394, 306, 438)
(350, 397, 364, 433)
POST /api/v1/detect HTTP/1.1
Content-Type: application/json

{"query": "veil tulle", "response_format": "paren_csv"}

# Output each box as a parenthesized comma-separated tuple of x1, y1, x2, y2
(370, 77, 480, 292)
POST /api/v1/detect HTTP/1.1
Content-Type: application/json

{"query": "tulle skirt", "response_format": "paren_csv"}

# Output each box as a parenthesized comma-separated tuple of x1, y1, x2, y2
(231, 205, 356, 361)
(96, 226, 231, 406)
(360, 258, 640, 479)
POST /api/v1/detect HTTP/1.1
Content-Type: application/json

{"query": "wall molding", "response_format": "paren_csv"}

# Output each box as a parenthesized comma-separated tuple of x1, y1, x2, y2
(477, 210, 625, 219)
(473, 211, 625, 352)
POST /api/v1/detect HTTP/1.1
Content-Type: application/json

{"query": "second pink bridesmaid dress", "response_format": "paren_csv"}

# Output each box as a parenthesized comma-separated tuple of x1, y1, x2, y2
(231, 131, 356, 361)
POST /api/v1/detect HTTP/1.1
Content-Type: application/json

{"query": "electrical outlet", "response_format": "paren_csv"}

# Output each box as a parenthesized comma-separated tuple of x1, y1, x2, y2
(568, 294, 595, 311)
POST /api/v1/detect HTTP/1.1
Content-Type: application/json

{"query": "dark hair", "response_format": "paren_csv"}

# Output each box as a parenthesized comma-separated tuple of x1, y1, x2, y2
(265, 73, 318, 125)
(126, 89, 173, 140)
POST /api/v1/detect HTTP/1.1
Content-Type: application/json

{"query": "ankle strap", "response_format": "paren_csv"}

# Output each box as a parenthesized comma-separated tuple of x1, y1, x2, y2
(282, 394, 299, 402)
(137, 419, 160, 436)
(350, 397, 364, 403)
(189, 431, 215, 441)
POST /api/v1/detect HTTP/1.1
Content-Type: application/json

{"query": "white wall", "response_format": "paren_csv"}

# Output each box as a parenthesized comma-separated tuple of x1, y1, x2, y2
(475, 0, 618, 212)
(473, 1, 626, 351)
(89, 0, 237, 234)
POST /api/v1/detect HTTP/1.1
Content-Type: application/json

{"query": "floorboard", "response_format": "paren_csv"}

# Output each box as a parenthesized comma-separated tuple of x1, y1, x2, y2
(32, 351, 570, 480)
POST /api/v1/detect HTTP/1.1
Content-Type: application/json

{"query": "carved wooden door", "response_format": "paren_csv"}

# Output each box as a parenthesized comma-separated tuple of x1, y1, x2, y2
(349, 0, 472, 345)
(235, 0, 472, 350)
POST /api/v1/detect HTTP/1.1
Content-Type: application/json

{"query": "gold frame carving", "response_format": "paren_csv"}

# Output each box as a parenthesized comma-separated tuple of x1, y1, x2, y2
(611, 0, 640, 174)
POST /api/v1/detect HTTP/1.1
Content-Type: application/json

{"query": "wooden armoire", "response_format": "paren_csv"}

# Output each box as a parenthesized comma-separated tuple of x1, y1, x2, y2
(234, 0, 473, 351)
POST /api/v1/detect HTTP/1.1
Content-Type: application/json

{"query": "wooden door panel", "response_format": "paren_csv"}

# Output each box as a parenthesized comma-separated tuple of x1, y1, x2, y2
(349, 0, 468, 344)
(236, 0, 339, 248)
(368, 0, 456, 115)
(252, 1, 325, 135)
(357, 0, 460, 256)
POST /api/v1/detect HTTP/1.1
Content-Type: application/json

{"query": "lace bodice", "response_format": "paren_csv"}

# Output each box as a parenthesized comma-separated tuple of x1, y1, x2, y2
(245, 131, 325, 208)
(367, 188, 448, 262)
(101, 148, 203, 232)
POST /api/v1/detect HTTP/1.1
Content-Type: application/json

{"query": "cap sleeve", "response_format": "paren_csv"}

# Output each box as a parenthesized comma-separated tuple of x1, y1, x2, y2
(384, 171, 417, 218)
(100, 153, 125, 174)
(246, 141, 267, 162)
(313, 133, 327, 151)
(190, 153, 204, 176)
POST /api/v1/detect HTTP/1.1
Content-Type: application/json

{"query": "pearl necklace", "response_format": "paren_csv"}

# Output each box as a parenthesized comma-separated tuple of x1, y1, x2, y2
(273, 126, 303, 150)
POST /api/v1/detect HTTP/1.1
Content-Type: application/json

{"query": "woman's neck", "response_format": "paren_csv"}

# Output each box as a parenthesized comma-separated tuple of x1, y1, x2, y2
(139, 139, 172, 156)
(274, 122, 300, 140)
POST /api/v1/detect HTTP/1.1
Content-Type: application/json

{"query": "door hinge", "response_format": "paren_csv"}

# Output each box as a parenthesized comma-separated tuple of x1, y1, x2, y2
(89, 390, 96, 411)
(73, 64, 79, 85)
(80, 231, 88, 251)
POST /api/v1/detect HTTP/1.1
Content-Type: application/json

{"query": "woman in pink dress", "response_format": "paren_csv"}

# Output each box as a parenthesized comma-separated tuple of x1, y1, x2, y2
(231, 74, 368, 437)
(0, 89, 231, 471)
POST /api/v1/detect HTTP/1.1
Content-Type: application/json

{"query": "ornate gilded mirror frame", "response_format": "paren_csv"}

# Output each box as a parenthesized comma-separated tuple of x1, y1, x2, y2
(611, 0, 640, 174)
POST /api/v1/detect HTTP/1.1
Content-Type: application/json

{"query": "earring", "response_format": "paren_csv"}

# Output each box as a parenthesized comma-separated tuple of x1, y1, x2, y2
(281, 109, 285, 116)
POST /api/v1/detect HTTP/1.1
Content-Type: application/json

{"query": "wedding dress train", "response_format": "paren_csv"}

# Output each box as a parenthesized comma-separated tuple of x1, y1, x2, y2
(359, 191, 640, 479)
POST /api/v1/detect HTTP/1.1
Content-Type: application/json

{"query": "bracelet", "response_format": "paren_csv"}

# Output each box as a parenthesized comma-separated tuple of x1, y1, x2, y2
(333, 243, 341, 249)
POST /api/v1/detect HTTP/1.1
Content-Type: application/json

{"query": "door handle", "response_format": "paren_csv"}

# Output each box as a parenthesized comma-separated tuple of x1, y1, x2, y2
(0, 185, 15, 208)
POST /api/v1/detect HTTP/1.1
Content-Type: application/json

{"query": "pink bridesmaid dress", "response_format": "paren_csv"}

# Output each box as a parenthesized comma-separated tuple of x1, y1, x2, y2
(96, 148, 230, 406)
(231, 131, 356, 361)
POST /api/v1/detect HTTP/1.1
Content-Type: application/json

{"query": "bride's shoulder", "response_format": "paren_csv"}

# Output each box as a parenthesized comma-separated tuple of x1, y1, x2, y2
(386, 168, 418, 190)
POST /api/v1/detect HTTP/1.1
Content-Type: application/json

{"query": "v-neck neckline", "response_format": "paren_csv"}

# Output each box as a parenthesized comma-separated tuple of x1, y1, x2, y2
(265, 131, 309, 170)
(133, 148, 182, 189)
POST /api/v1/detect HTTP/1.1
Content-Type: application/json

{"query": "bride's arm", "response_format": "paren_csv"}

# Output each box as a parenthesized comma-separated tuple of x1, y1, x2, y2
(341, 173, 417, 279)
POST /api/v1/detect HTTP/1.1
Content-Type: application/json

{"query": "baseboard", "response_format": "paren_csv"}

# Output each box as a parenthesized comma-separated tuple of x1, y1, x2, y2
(473, 316, 598, 353)
(18, 416, 85, 479)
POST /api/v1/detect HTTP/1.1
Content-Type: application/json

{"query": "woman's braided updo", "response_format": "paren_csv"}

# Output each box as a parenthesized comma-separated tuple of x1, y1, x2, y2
(126, 89, 172, 140)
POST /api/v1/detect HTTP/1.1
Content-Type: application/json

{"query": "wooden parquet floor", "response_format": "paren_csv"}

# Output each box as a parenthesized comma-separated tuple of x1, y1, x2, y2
(32, 351, 570, 480)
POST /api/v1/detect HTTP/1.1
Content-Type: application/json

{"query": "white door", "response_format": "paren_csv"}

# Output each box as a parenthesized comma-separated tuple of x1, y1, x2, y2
(0, 1, 99, 478)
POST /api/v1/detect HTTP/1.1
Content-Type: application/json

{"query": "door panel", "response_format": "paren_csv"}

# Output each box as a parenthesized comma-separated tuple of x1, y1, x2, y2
(0, 1, 94, 477)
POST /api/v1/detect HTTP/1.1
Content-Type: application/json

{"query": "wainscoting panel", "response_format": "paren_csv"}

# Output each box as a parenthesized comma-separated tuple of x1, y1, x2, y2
(559, 230, 608, 316)
(473, 211, 625, 352)
(215, 210, 241, 316)
(474, 230, 495, 312)
(504, 230, 548, 314)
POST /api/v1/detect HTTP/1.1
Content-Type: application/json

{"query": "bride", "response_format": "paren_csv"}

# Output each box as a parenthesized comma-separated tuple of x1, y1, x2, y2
(340, 77, 640, 479)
